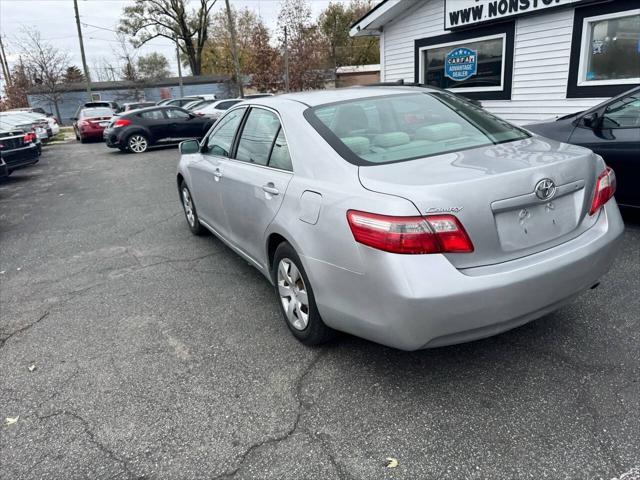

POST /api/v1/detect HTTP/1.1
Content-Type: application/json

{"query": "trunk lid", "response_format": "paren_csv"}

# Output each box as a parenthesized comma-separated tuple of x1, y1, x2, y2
(358, 137, 602, 268)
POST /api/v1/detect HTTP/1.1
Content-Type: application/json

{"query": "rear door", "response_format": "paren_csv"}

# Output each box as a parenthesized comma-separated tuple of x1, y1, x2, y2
(569, 91, 640, 207)
(188, 107, 247, 238)
(217, 107, 293, 265)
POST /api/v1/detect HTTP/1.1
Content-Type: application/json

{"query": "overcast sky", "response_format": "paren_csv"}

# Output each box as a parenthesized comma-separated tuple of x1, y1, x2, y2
(0, 0, 343, 80)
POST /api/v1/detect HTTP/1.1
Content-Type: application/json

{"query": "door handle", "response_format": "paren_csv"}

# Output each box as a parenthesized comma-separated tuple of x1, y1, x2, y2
(213, 168, 223, 181)
(262, 183, 280, 195)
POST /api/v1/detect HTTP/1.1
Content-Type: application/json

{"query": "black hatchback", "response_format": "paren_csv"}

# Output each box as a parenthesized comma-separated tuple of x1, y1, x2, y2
(526, 86, 640, 209)
(103, 106, 215, 153)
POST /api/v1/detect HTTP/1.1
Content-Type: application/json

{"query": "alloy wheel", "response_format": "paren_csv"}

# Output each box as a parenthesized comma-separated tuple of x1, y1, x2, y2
(182, 187, 195, 227)
(128, 135, 148, 153)
(277, 258, 310, 331)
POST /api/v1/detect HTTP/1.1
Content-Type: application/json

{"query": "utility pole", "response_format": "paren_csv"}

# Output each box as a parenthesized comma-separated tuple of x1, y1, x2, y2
(224, 0, 244, 98)
(176, 42, 184, 97)
(73, 0, 92, 99)
(283, 26, 290, 93)
(0, 35, 11, 86)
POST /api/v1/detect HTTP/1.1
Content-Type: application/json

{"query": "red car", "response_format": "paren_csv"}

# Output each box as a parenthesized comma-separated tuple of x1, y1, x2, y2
(73, 107, 114, 143)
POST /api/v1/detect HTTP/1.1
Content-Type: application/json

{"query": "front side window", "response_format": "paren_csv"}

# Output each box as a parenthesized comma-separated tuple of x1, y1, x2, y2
(602, 91, 640, 128)
(579, 11, 640, 85)
(206, 108, 246, 157)
(422, 35, 505, 92)
(165, 109, 190, 119)
(235, 109, 281, 166)
(307, 92, 529, 165)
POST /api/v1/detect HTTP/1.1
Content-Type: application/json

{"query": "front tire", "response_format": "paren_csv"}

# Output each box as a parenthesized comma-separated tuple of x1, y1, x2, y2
(272, 242, 335, 346)
(127, 134, 149, 153)
(180, 182, 204, 235)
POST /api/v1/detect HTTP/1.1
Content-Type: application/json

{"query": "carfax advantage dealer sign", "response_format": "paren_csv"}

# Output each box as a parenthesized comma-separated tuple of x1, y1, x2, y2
(445, 0, 588, 29)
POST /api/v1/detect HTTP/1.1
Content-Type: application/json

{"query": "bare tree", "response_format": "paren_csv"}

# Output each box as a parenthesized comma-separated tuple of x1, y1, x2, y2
(18, 29, 70, 121)
(118, 0, 217, 75)
(92, 57, 119, 82)
(277, 0, 327, 91)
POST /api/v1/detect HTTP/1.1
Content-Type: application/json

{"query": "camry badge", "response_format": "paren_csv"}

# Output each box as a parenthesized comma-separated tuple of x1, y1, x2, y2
(535, 178, 556, 201)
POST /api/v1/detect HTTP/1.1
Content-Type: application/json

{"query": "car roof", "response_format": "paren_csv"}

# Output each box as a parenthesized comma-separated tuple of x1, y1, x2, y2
(246, 86, 441, 108)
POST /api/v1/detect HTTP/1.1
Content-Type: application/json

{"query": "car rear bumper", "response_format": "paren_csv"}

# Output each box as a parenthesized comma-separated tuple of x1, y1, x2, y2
(1, 144, 40, 171)
(103, 129, 123, 148)
(305, 200, 624, 350)
(80, 128, 105, 139)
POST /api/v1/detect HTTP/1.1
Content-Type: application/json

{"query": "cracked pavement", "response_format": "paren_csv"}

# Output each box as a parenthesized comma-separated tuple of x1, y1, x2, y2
(1, 142, 639, 480)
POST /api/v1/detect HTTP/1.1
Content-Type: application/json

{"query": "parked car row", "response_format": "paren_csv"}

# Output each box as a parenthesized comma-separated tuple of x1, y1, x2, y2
(0, 108, 64, 179)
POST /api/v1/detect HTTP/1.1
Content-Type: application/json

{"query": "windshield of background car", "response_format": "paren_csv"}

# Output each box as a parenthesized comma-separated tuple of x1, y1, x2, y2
(81, 108, 113, 118)
(306, 92, 530, 165)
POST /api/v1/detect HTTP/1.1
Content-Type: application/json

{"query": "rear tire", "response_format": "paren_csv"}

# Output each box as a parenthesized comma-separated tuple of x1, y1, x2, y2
(127, 134, 149, 153)
(272, 242, 335, 346)
(79, 135, 86, 143)
(180, 181, 204, 236)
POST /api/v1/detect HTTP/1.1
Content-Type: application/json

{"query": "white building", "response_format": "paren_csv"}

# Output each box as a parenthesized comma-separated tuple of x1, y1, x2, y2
(350, 0, 639, 124)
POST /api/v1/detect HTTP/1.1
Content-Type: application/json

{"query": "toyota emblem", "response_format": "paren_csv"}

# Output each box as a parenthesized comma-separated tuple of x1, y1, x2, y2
(535, 178, 556, 200)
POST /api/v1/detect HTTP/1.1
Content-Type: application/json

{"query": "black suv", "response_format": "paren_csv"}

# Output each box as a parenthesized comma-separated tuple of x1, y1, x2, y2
(103, 106, 214, 153)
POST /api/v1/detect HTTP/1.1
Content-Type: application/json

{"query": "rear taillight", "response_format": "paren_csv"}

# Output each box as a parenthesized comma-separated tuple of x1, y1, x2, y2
(113, 119, 131, 128)
(346, 210, 474, 254)
(23, 132, 36, 143)
(589, 167, 616, 216)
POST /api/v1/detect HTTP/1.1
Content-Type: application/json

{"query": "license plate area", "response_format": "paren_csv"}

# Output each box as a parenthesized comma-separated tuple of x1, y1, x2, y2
(99, 122, 108, 127)
(493, 192, 581, 252)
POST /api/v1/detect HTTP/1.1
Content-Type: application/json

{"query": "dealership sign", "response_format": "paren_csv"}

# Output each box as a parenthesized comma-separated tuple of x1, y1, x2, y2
(445, 48, 478, 81)
(445, 0, 588, 29)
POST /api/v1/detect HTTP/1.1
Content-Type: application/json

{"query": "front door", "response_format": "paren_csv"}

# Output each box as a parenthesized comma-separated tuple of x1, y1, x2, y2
(218, 107, 294, 267)
(188, 107, 247, 236)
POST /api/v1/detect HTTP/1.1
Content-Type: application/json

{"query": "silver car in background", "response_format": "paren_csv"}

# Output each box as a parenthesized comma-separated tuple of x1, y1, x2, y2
(176, 86, 623, 350)
(193, 98, 245, 120)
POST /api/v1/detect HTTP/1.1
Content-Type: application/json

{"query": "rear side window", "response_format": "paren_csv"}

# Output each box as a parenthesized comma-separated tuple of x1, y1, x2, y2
(269, 129, 292, 171)
(306, 92, 530, 165)
(139, 110, 165, 120)
(206, 108, 246, 157)
(165, 109, 190, 119)
(235, 109, 281, 166)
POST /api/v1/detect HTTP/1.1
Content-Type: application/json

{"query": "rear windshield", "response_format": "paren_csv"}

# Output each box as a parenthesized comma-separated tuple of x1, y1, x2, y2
(81, 108, 113, 117)
(305, 92, 529, 165)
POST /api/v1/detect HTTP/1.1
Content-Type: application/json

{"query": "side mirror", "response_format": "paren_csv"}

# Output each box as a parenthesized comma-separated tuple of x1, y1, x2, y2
(179, 139, 200, 155)
(582, 112, 601, 129)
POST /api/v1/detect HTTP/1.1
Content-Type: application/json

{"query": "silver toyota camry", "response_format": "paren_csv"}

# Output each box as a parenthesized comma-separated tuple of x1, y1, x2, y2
(176, 86, 624, 350)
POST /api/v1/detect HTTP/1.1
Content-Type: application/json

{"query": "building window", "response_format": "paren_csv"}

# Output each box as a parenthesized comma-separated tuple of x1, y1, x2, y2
(568, 0, 639, 99)
(420, 34, 505, 92)
(414, 22, 514, 101)
(578, 10, 640, 86)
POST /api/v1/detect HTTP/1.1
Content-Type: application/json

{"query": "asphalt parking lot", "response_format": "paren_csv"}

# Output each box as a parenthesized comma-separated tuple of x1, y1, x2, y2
(1, 141, 638, 480)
